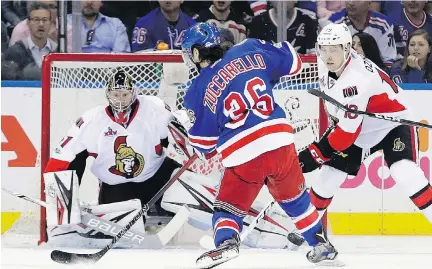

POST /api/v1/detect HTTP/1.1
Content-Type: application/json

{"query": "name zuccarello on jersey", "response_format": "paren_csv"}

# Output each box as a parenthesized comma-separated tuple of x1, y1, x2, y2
(204, 54, 267, 113)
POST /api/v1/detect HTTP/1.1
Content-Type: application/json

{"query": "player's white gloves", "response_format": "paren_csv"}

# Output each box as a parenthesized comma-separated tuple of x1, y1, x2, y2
(167, 120, 196, 159)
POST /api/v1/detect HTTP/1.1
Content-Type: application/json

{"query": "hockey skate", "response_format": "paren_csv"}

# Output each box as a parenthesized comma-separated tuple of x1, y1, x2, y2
(306, 228, 344, 266)
(196, 234, 240, 269)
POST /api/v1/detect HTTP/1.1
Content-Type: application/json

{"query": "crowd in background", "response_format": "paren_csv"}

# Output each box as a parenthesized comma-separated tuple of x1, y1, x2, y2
(1, 0, 432, 83)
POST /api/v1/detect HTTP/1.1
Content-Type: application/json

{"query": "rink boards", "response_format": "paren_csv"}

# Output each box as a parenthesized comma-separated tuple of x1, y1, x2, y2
(1, 84, 432, 242)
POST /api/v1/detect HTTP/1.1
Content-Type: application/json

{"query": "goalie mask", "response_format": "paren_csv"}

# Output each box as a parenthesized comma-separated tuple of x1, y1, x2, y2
(106, 70, 137, 114)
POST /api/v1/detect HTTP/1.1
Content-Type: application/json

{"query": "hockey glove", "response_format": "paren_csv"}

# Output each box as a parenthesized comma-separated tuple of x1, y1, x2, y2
(298, 124, 337, 173)
(167, 120, 195, 159)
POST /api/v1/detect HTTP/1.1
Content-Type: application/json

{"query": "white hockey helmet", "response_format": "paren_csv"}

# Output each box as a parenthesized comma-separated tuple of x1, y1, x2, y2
(317, 23, 352, 72)
(317, 23, 352, 46)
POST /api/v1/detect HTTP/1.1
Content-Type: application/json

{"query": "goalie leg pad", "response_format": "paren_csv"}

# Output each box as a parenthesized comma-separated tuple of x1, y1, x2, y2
(47, 199, 145, 249)
(161, 170, 219, 231)
(44, 170, 81, 226)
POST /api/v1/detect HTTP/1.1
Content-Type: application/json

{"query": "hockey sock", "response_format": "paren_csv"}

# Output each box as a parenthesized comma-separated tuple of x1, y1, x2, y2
(212, 211, 243, 247)
(278, 191, 322, 246)
(309, 188, 332, 219)
(390, 160, 432, 222)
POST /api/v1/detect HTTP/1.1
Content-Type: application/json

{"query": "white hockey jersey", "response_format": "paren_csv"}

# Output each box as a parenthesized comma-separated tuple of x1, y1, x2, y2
(318, 50, 409, 150)
(47, 96, 173, 185)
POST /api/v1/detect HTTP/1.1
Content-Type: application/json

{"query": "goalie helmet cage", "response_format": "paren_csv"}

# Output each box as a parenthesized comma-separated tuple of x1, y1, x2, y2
(39, 51, 328, 244)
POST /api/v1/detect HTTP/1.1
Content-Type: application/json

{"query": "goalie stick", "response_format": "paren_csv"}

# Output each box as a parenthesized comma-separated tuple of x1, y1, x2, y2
(308, 88, 432, 129)
(1, 187, 190, 248)
(50, 153, 198, 265)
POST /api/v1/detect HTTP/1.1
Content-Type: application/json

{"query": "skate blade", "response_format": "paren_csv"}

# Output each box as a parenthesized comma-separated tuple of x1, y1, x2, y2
(315, 258, 345, 267)
(196, 248, 239, 269)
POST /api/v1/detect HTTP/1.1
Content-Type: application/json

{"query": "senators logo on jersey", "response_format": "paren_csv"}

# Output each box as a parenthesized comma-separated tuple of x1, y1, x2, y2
(342, 86, 358, 98)
(109, 136, 144, 179)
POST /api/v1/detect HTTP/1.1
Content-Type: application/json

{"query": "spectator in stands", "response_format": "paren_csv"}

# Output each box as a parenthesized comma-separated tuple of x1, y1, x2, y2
(4, 2, 57, 80)
(1, 0, 28, 30)
(194, 1, 247, 44)
(317, 0, 345, 19)
(69, 0, 130, 53)
(1, 52, 20, 80)
(352, 32, 389, 74)
(388, 0, 432, 58)
(2, 21, 9, 53)
(249, 0, 268, 16)
(248, 1, 317, 17)
(248, 0, 318, 54)
(391, 29, 432, 83)
(99, 1, 140, 45)
(325, 1, 397, 65)
(132, 1, 195, 52)
(9, 0, 69, 49)
(371, 1, 403, 15)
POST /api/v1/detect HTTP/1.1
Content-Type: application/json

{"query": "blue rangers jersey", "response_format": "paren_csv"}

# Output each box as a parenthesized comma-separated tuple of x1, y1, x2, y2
(132, 8, 196, 52)
(388, 8, 432, 57)
(328, 9, 397, 64)
(183, 39, 302, 167)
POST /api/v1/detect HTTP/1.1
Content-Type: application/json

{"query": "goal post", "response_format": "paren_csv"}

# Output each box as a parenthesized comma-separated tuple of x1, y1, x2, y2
(39, 51, 327, 244)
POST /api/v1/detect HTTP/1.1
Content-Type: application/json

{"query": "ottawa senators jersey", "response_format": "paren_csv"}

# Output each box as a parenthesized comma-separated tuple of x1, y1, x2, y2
(318, 50, 410, 150)
(45, 96, 173, 185)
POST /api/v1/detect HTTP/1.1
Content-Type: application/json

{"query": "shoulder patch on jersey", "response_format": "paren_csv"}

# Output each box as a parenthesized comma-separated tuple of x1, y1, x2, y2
(75, 117, 84, 128)
(342, 86, 358, 98)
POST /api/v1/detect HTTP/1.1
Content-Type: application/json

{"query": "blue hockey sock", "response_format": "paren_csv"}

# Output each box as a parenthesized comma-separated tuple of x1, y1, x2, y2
(278, 191, 322, 246)
(212, 211, 243, 247)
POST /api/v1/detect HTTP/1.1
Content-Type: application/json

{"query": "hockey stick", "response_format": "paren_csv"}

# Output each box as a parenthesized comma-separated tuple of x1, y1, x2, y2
(2, 187, 49, 207)
(51, 153, 198, 264)
(199, 200, 276, 249)
(308, 88, 432, 129)
(2, 187, 190, 248)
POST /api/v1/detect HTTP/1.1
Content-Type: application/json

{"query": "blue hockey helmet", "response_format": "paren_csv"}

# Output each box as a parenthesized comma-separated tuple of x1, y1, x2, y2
(181, 22, 221, 67)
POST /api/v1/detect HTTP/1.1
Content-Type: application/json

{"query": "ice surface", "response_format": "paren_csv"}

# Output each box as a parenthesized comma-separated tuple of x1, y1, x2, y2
(2, 236, 431, 269)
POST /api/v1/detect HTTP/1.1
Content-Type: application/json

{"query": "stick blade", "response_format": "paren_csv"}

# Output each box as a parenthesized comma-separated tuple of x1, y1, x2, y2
(51, 250, 99, 264)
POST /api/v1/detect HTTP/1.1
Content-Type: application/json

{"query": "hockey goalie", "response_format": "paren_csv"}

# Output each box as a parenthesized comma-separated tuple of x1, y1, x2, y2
(43, 70, 296, 249)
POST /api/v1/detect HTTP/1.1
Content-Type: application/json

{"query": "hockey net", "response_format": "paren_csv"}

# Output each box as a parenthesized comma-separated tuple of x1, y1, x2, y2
(37, 51, 326, 244)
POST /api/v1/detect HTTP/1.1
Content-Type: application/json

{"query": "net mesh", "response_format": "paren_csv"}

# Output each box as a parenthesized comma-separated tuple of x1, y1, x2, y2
(48, 51, 320, 178)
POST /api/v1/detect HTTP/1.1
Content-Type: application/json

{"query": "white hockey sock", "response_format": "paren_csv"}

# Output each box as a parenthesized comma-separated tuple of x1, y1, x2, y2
(310, 165, 348, 211)
(390, 160, 432, 223)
